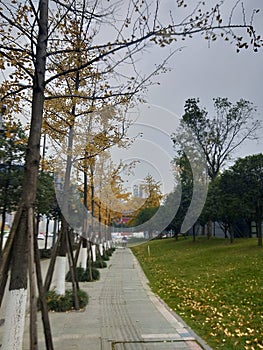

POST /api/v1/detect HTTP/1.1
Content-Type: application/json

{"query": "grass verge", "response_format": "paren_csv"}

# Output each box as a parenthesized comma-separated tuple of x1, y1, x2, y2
(131, 237, 263, 350)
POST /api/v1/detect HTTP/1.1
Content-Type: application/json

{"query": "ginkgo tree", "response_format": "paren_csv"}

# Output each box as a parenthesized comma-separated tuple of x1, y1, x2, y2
(44, 103, 130, 300)
(128, 174, 163, 235)
(0, 1, 262, 349)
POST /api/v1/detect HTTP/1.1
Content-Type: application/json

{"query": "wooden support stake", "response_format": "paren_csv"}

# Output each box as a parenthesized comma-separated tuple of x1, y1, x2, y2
(0, 207, 22, 306)
(34, 217, 54, 350)
(66, 229, 79, 310)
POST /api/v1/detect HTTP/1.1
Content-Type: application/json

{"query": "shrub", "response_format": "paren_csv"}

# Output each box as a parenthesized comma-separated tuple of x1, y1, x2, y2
(106, 250, 112, 257)
(104, 247, 116, 257)
(92, 259, 107, 268)
(39, 248, 51, 259)
(102, 253, 110, 261)
(41, 289, 89, 312)
(66, 266, 100, 282)
(72, 242, 79, 251)
(83, 267, 100, 281)
(65, 267, 85, 282)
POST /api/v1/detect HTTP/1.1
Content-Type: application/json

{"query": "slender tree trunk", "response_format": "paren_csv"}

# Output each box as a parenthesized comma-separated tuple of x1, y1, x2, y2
(44, 217, 49, 249)
(0, 207, 7, 256)
(77, 238, 88, 269)
(91, 243, 96, 262)
(223, 223, 228, 239)
(229, 223, 234, 244)
(207, 220, 212, 239)
(192, 223, 196, 242)
(74, 237, 82, 266)
(53, 217, 67, 295)
(1, 3, 49, 340)
(36, 213, 41, 237)
(44, 227, 63, 292)
(247, 220, 252, 238)
(52, 218, 57, 247)
(66, 227, 79, 310)
(53, 124, 75, 295)
(257, 218, 262, 247)
(257, 203, 262, 247)
(0, 207, 22, 306)
(90, 161, 95, 242)
(98, 201, 102, 242)
(78, 168, 89, 269)
(88, 241, 93, 281)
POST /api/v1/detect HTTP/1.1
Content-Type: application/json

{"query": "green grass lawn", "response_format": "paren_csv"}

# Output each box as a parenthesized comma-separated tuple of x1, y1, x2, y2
(131, 237, 263, 350)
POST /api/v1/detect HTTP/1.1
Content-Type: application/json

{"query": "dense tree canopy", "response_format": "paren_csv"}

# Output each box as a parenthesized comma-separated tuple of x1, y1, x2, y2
(198, 153, 263, 244)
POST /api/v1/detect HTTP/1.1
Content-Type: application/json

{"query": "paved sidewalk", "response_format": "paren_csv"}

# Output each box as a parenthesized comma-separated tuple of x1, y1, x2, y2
(18, 248, 212, 349)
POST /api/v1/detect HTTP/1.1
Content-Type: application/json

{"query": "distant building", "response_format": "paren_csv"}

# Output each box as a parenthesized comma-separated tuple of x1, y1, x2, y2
(133, 184, 145, 198)
(133, 184, 139, 197)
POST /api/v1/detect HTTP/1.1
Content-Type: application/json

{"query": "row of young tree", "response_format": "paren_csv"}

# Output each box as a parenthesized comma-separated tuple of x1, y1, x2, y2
(173, 97, 262, 245)
(132, 97, 262, 246)
(167, 152, 263, 245)
(0, 1, 262, 349)
(202, 153, 263, 245)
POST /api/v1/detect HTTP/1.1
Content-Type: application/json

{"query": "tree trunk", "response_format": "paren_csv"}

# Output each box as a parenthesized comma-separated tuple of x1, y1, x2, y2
(54, 123, 75, 295)
(257, 203, 262, 247)
(77, 238, 88, 268)
(88, 241, 93, 282)
(223, 223, 229, 239)
(1, 2, 49, 348)
(0, 207, 7, 256)
(51, 218, 58, 248)
(53, 217, 67, 295)
(98, 200, 102, 242)
(207, 220, 212, 239)
(66, 227, 79, 310)
(192, 223, 196, 242)
(74, 237, 82, 266)
(90, 161, 95, 242)
(44, 217, 49, 249)
(229, 223, 234, 244)
(44, 227, 62, 292)
(91, 244, 96, 262)
(0, 207, 22, 306)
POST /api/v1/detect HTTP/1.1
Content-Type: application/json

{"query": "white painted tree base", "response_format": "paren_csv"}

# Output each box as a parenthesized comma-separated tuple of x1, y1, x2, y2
(2, 288, 27, 350)
(52, 256, 66, 295)
(79, 247, 87, 269)
(99, 243, 103, 256)
(91, 244, 96, 262)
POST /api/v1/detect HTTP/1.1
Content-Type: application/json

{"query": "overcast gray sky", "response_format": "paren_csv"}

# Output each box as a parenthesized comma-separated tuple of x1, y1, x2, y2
(110, 0, 263, 195)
